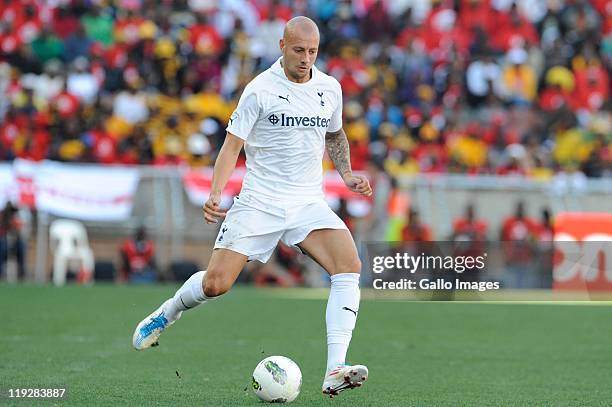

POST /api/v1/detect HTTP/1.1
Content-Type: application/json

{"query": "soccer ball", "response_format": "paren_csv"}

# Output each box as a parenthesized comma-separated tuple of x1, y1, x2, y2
(252, 356, 302, 403)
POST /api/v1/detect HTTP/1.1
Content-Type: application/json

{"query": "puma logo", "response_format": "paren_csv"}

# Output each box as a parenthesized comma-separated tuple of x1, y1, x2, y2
(278, 94, 290, 103)
(342, 306, 358, 316)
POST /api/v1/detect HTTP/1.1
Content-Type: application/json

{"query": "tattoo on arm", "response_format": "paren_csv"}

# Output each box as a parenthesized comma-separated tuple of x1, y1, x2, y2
(325, 128, 352, 178)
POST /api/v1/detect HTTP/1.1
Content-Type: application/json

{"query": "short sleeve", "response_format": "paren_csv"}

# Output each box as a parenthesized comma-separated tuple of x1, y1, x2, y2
(226, 86, 260, 141)
(327, 83, 343, 133)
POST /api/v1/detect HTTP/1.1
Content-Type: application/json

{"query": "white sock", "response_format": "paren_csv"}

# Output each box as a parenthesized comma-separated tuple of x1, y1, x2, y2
(326, 273, 360, 372)
(163, 270, 210, 321)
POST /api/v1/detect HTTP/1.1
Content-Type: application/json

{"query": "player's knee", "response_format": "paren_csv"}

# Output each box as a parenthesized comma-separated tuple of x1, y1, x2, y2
(203, 270, 231, 297)
(204, 278, 230, 297)
(348, 257, 362, 274)
(333, 257, 361, 275)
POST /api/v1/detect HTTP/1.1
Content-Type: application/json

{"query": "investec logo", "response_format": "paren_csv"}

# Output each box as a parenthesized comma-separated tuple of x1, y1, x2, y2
(268, 113, 330, 128)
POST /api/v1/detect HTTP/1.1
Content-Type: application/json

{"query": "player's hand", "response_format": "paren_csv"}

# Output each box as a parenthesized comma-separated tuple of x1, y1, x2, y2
(203, 194, 226, 224)
(343, 174, 372, 197)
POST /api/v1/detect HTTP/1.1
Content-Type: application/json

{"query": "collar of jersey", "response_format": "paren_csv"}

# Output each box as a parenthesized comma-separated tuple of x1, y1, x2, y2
(273, 57, 317, 86)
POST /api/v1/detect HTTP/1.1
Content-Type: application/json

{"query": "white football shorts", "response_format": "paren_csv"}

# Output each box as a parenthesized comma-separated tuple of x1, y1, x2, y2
(213, 193, 348, 263)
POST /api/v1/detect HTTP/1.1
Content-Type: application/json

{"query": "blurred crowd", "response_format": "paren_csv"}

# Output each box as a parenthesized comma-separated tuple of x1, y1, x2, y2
(0, 0, 610, 177)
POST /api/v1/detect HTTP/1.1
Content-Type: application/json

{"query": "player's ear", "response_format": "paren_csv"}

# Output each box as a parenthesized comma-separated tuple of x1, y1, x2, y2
(279, 38, 284, 52)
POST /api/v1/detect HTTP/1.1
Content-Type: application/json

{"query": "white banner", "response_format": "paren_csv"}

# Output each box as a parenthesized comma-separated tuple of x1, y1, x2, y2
(33, 161, 139, 221)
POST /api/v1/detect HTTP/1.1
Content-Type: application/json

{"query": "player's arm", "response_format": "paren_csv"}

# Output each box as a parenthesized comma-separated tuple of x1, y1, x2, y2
(203, 132, 244, 224)
(325, 128, 372, 197)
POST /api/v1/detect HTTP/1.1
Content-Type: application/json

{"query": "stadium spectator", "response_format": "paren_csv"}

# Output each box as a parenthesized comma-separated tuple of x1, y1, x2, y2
(16, 119, 50, 161)
(83, 115, 119, 164)
(0, 202, 25, 281)
(466, 53, 502, 107)
(452, 203, 488, 241)
(51, 80, 80, 119)
(120, 226, 157, 283)
(21, 59, 64, 102)
(53, 5, 81, 40)
(500, 201, 538, 288)
(500, 48, 537, 105)
(535, 207, 554, 288)
(401, 207, 432, 242)
(30, 26, 64, 64)
(63, 24, 92, 63)
(80, 5, 114, 46)
(500, 201, 537, 241)
(363, 0, 392, 42)
(112, 82, 148, 124)
(67, 57, 99, 106)
(451, 202, 488, 283)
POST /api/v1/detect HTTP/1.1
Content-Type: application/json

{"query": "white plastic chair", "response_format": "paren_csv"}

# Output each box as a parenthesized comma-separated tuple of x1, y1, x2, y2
(49, 219, 95, 286)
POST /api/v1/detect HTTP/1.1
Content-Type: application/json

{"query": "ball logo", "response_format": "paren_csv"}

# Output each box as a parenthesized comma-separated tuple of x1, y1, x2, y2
(268, 114, 280, 125)
(252, 376, 261, 391)
(265, 360, 287, 385)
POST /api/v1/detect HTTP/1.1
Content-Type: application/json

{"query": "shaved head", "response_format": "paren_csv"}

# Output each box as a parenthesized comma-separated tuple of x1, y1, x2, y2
(279, 16, 320, 83)
(283, 16, 319, 42)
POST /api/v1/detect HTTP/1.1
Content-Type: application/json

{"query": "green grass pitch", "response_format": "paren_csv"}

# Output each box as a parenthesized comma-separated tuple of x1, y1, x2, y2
(1, 284, 612, 406)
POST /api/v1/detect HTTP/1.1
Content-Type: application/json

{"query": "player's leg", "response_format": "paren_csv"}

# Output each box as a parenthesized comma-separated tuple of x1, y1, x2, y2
(132, 248, 247, 350)
(297, 228, 368, 396)
(164, 248, 248, 318)
(133, 193, 283, 350)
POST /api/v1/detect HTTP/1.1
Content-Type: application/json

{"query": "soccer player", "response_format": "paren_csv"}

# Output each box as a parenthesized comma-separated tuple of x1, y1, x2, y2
(132, 16, 371, 397)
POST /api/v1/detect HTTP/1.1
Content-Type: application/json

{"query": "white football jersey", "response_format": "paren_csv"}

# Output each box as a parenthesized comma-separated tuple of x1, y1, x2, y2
(226, 57, 343, 201)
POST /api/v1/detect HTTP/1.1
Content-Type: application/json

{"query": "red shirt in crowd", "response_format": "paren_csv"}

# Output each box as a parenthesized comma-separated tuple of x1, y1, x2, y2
(18, 127, 50, 161)
(52, 9, 81, 39)
(501, 215, 538, 263)
(189, 23, 224, 55)
(121, 239, 155, 276)
(350, 140, 370, 171)
(539, 87, 571, 111)
(453, 217, 488, 240)
(491, 10, 539, 51)
(402, 223, 432, 242)
(114, 15, 145, 47)
(327, 56, 369, 98)
(89, 129, 119, 164)
(572, 64, 609, 111)
(105, 42, 129, 69)
(501, 216, 538, 241)
(52, 91, 80, 119)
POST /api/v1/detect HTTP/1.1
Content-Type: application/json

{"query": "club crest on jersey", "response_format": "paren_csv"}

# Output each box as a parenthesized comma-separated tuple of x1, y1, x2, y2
(268, 113, 330, 128)
(317, 91, 324, 106)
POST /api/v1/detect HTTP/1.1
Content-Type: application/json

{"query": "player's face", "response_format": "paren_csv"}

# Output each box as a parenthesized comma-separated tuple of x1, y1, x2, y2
(280, 32, 319, 83)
